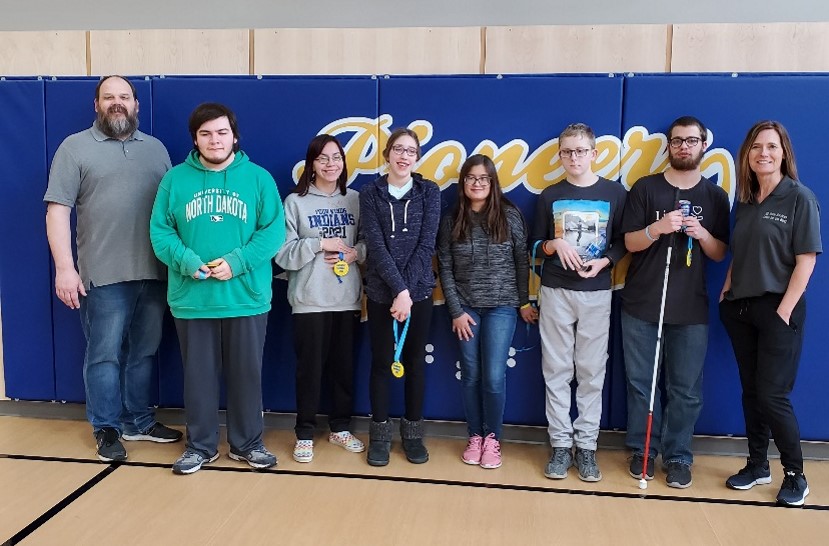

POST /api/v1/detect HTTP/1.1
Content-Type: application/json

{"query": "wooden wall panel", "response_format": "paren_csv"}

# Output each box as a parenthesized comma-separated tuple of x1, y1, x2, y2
(90, 29, 249, 75)
(672, 23, 829, 72)
(486, 25, 669, 74)
(253, 27, 482, 75)
(0, 31, 87, 76)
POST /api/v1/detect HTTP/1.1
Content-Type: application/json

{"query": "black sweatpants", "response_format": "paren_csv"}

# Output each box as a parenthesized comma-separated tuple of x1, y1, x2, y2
(174, 313, 268, 458)
(719, 294, 806, 473)
(367, 298, 433, 422)
(292, 310, 358, 440)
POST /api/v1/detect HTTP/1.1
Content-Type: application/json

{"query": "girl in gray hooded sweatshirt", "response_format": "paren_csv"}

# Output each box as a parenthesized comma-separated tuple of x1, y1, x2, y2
(275, 135, 366, 464)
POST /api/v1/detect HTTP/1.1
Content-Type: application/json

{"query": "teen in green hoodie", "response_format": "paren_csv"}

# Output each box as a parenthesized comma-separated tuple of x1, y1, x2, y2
(150, 103, 285, 475)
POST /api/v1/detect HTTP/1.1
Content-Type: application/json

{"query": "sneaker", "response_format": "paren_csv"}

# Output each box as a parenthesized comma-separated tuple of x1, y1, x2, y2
(479, 433, 502, 469)
(293, 440, 314, 463)
(665, 461, 693, 488)
(462, 435, 484, 465)
(229, 446, 277, 469)
(776, 471, 809, 507)
(628, 453, 655, 481)
(329, 431, 365, 453)
(726, 459, 772, 490)
(172, 450, 219, 475)
(574, 447, 602, 482)
(122, 422, 183, 443)
(544, 447, 573, 479)
(95, 427, 127, 462)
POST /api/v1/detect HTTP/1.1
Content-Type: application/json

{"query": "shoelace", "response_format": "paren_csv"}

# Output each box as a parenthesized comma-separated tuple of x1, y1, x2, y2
(781, 471, 798, 491)
(554, 449, 570, 465)
(580, 450, 597, 466)
(483, 441, 500, 455)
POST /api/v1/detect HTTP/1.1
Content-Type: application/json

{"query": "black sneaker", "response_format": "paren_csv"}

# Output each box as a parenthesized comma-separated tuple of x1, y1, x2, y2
(122, 422, 183, 443)
(665, 461, 692, 488)
(628, 453, 654, 480)
(726, 459, 772, 490)
(95, 427, 127, 462)
(776, 471, 809, 507)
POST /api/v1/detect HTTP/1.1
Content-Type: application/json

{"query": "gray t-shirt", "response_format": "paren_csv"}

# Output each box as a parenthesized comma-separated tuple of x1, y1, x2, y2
(43, 124, 172, 289)
(727, 176, 822, 300)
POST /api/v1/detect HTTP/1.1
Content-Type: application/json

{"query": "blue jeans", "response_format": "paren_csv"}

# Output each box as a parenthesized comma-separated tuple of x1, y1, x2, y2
(79, 280, 166, 435)
(456, 306, 517, 439)
(621, 310, 707, 465)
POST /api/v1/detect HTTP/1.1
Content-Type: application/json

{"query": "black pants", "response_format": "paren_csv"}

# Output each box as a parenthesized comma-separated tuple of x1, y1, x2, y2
(367, 298, 433, 422)
(719, 294, 806, 473)
(293, 310, 358, 440)
(174, 313, 268, 458)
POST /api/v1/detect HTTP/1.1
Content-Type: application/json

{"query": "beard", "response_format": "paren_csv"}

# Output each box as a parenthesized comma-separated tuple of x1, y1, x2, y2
(96, 105, 139, 139)
(669, 148, 704, 171)
(199, 149, 234, 166)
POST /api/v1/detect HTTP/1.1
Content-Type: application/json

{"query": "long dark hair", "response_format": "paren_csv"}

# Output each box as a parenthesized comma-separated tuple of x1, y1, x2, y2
(451, 154, 513, 243)
(295, 134, 349, 196)
(737, 120, 799, 204)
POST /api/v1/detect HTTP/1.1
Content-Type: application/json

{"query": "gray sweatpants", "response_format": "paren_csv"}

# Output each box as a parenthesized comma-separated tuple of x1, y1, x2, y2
(174, 313, 268, 458)
(539, 286, 611, 451)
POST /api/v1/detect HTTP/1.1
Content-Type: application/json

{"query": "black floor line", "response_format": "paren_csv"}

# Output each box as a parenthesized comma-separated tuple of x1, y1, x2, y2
(3, 452, 827, 517)
(1, 462, 118, 546)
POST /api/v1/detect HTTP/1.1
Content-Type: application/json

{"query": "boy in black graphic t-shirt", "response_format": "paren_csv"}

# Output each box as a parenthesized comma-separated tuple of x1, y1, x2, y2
(620, 116, 729, 489)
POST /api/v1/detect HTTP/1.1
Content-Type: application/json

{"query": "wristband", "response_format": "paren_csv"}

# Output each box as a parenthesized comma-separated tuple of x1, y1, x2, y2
(644, 225, 657, 242)
(520, 303, 532, 310)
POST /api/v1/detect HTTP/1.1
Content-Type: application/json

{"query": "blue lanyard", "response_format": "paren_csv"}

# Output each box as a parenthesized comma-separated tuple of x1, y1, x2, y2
(336, 252, 344, 283)
(393, 315, 411, 363)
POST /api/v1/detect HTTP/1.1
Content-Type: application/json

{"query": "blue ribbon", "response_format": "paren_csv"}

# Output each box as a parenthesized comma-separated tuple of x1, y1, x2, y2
(336, 251, 344, 283)
(393, 315, 411, 363)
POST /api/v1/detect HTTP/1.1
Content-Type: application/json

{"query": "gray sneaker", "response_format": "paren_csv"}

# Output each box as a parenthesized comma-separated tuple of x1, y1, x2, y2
(544, 447, 573, 479)
(229, 446, 277, 469)
(574, 447, 602, 482)
(172, 450, 219, 475)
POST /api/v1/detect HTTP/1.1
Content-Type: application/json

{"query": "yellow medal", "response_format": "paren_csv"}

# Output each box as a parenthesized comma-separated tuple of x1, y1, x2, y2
(391, 361, 405, 378)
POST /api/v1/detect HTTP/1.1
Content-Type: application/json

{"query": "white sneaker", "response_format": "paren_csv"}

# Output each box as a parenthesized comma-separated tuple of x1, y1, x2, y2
(293, 439, 314, 463)
(328, 431, 365, 453)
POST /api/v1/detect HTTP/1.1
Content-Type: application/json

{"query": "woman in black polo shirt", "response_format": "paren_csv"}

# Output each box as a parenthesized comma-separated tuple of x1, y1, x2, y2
(719, 120, 821, 508)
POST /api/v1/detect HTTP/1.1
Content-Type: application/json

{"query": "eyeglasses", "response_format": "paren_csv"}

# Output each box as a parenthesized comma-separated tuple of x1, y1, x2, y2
(463, 175, 492, 187)
(669, 136, 703, 149)
(391, 144, 418, 158)
(315, 154, 344, 165)
(559, 148, 592, 158)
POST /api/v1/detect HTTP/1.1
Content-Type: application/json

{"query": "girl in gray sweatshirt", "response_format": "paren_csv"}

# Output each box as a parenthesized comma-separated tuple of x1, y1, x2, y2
(275, 135, 366, 464)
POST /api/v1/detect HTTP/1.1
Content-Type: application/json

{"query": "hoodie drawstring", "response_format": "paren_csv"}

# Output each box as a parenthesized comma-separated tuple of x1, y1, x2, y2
(389, 200, 411, 239)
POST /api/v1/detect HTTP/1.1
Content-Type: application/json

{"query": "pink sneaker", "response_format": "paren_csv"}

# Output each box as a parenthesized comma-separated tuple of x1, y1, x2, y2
(462, 435, 483, 465)
(480, 433, 502, 469)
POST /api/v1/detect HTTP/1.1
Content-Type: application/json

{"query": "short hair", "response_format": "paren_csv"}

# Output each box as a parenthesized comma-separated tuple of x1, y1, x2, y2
(736, 120, 799, 204)
(382, 127, 422, 161)
(188, 102, 240, 152)
(95, 75, 138, 101)
(668, 116, 707, 141)
(559, 123, 596, 148)
(295, 134, 349, 196)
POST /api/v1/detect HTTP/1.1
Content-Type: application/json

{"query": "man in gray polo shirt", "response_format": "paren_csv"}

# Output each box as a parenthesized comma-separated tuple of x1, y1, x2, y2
(44, 75, 183, 462)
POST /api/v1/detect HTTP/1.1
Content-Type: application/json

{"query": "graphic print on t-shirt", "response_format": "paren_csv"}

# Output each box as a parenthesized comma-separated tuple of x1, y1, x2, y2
(307, 206, 356, 239)
(552, 200, 610, 258)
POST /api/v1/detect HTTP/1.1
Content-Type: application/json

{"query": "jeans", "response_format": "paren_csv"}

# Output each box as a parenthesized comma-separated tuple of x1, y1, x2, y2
(622, 310, 708, 465)
(719, 295, 806, 473)
(79, 280, 166, 435)
(456, 305, 517, 440)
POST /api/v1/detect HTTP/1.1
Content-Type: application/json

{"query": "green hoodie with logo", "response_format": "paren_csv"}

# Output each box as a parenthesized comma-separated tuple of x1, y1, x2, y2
(150, 150, 285, 319)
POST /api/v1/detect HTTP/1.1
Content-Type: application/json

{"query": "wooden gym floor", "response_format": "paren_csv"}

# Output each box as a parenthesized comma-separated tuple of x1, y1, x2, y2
(1, 415, 828, 545)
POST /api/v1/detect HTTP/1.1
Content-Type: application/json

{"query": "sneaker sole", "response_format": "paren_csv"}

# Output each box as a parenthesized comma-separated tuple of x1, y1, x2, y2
(405, 455, 429, 464)
(173, 453, 219, 475)
(462, 455, 481, 465)
(329, 438, 365, 453)
(726, 476, 772, 490)
(367, 458, 389, 467)
(578, 472, 602, 482)
(293, 453, 313, 463)
(544, 470, 568, 479)
(122, 433, 182, 443)
(97, 452, 127, 463)
(228, 452, 277, 469)
(777, 486, 810, 507)
(667, 480, 693, 489)
(480, 461, 502, 469)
